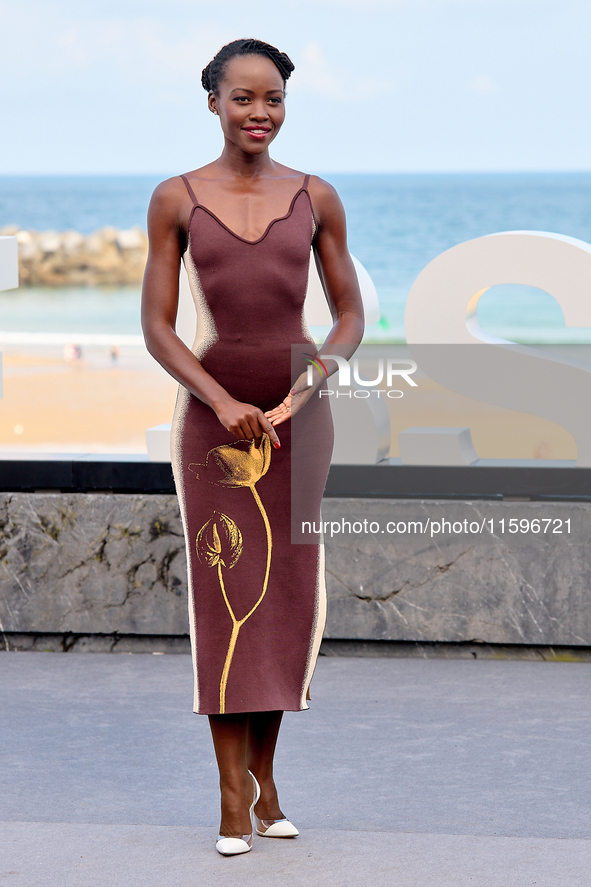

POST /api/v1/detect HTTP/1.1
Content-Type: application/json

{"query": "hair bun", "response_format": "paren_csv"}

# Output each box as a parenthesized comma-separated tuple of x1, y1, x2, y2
(201, 64, 212, 92)
(201, 38, 295, 95)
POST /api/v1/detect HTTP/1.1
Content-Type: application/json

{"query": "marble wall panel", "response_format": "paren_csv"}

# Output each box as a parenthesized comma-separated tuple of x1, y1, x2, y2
(1, 494, 589, 646)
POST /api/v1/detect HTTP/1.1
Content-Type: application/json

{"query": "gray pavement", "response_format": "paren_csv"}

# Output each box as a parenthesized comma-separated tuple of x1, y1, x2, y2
(1, 651, 590, 886)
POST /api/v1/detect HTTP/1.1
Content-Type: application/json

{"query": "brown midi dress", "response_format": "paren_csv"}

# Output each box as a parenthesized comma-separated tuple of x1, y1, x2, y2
(171, 173, 333, 715)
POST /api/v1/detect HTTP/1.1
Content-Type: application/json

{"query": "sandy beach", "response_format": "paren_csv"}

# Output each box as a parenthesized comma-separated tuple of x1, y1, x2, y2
(0, 345, 177, 454)
(0, 345, 576, 460)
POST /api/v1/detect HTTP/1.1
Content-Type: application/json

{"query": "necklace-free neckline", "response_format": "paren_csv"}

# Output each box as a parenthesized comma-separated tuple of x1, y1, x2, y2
(188, 185, 310, 245)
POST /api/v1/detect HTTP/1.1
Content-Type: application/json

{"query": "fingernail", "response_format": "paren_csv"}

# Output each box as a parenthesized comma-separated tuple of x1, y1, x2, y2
(273, 442, 281, 449)
(290, 388, 297, 395)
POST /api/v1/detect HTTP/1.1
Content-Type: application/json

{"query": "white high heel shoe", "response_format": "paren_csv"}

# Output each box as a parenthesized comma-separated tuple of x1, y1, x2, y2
(215, 770, 261, 856)
(254, 813, 299, 838)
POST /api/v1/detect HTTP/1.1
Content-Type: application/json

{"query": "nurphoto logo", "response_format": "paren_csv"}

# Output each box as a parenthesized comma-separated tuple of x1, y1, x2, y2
(305, 354, 418, 398)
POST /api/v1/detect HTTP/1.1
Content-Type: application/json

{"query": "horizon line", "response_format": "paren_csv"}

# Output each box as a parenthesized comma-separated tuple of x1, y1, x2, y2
(2, 169, 591, 178)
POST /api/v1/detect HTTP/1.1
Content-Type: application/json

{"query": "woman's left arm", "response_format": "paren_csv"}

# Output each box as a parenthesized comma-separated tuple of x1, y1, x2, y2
(265, 176, 365, 426)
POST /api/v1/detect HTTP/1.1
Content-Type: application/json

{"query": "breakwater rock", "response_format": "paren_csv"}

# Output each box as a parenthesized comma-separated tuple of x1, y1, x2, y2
(0, 225, 148, 286)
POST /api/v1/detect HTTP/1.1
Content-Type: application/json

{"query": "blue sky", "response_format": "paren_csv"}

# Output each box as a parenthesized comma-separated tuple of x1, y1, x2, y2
(1, 0, 590, 174)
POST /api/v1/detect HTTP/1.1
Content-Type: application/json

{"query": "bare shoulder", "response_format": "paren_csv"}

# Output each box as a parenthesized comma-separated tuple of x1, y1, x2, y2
(149, 162, 220, 203)
(306, 175, 346, 228)
(307, 174, 339, 199)
(147, 170, 215, 232)
(148, 175, 188, 217)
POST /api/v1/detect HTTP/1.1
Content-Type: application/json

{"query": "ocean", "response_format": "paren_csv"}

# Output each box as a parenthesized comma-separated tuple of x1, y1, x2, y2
(2, 172, 591, 343)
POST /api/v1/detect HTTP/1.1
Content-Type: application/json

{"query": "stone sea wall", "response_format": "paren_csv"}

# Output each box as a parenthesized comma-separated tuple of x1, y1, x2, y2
(0, 225, 148, 286)
(1, 492, 590, 648)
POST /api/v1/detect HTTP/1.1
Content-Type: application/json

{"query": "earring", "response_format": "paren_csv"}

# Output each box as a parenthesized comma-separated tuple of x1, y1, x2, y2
(211, 108, 218, 115)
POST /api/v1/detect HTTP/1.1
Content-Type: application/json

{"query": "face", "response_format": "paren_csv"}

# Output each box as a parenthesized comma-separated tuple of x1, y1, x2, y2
(208, 54, 286, 155)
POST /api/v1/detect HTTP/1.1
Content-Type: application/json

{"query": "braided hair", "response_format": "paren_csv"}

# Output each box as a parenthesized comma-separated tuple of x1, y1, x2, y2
(202, 38, 295, 95)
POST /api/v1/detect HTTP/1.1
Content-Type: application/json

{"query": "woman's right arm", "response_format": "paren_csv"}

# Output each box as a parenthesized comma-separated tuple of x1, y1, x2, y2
(141, 179, 280, 446)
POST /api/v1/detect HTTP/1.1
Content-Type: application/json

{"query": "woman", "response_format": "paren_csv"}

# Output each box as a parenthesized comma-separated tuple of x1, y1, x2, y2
(141, 38, 364, 855)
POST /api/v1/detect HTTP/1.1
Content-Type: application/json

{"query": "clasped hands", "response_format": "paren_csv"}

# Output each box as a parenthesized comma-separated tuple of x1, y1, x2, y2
(214, 370, 315, 448)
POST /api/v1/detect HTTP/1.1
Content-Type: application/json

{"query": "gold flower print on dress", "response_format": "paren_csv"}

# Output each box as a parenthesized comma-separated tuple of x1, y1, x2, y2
(195, 512, 243, 569)
(189, 435, 271, 488)
(191, 435, 273, 714)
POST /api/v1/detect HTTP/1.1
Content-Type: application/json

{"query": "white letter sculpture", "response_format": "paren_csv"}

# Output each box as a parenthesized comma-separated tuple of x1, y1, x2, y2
(404, 231, 591, 467)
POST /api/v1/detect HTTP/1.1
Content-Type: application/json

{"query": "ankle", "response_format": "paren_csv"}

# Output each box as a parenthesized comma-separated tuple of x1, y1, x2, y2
(253, 781, 283, 821)
(219, 787, 253, 838)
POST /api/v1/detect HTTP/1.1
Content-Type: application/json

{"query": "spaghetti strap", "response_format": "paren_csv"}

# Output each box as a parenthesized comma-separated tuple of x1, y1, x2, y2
(180, 174, 199, 206)
(302, 174, 317, 233)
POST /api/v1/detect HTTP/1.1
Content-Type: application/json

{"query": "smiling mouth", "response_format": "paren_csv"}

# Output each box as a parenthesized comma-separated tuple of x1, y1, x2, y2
(243, 128, 271, 138)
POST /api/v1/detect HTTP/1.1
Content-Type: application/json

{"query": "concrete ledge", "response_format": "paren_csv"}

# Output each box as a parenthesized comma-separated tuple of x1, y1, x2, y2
(2, 632, 591, 661)
(0, 632, 192, 654)
(2, 492, 590, 647)
(0, 493, 188, 636)
(319, 638, 591, 661)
